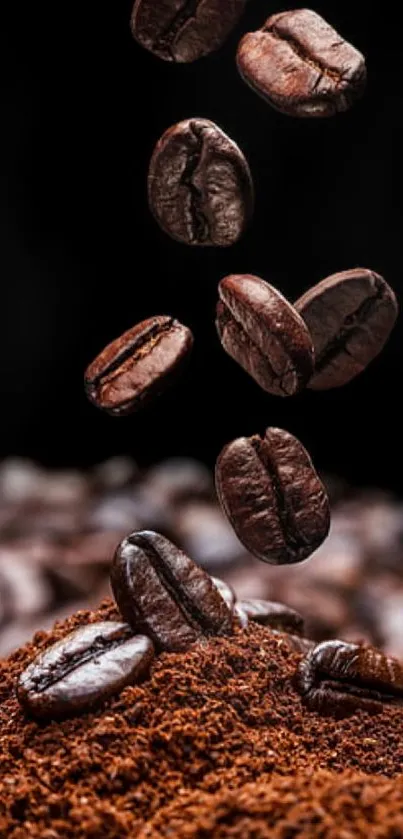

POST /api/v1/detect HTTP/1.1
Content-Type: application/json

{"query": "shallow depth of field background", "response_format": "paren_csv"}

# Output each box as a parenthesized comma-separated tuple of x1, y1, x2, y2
(1, 0, 401, 492)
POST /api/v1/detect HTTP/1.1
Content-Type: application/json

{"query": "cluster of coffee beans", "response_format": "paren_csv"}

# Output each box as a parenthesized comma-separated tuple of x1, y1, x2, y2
(83, 4, 398, 568)
(17, 525, 403, 719)
(16, 527, 309, 718)
(4, 458, 403, 661)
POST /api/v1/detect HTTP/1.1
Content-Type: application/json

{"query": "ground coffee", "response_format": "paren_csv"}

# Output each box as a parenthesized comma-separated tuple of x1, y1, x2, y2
(1, 599, 403, 837)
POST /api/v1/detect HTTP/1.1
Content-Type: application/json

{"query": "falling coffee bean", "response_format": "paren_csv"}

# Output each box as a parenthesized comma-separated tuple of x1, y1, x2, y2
(131, 0, 247, 63)
(216, 274, 314, 396)
(296, 639, 403, 715)
(84, 316, 193, 415)
(148, 119, 254, 247)
(17, 622, 154, 719)
(111, 531, 233, 651)
(211, 576, 236, 611)
(215, 426, 330, 564)
(237, 9, 366, 118)
(238, 599, 304, 634)
(295, 269, 398, 390)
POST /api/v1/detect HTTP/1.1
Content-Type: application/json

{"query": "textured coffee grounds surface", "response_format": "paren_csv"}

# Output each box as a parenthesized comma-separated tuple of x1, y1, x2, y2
(140, 773, 403, 837)
(1, 600, 403, 838)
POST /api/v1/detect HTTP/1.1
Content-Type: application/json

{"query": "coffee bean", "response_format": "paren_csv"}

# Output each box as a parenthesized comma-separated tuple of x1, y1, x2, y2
(216, 274, 314, 396)
(17, 622, 154, 719)
(84, 316, 193, 415)
(215, 427, 330, 564)
(237, 9, 366, 118)
(295, 269, 398, 390)
(111, 530, 233, 651)
(238, 599, 304, 634)
(296, 639, 403, 715)
(131, 0, 247, 63)
(211, 576, 236, 611)
(148, 119, 253, 247)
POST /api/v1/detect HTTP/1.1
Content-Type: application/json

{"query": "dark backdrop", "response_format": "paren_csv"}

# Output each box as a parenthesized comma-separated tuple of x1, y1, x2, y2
(2, 0, 402, 492)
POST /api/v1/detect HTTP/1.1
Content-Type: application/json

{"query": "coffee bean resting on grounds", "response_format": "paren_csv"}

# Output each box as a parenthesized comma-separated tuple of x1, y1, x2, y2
(1, 600, 403, 838)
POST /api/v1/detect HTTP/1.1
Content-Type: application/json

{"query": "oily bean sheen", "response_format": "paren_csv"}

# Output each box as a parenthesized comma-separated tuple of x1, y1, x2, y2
(216, 274, 314, 396)
(211, 576, 236, 611)
(237, 9, 366, 118)
(84, 316, 193, 415)
(148, 119, 253, 247)
(238, 599, 304, 634)
(111, 531, 233, 651)
(296, 640, 403, 716)
(17, 623, 154, 719)
(215, 427, 330, 565)
(294, 269, 398, 389)
(131, 0, 247, 63)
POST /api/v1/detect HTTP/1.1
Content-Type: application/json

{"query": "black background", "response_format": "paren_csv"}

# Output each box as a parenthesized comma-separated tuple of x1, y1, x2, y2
(2, 0, 402, 492)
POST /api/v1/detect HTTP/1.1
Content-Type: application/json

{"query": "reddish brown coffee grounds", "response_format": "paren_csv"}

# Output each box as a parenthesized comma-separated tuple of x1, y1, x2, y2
(1, 599, 403, 838)
(140, 772, 403, 838)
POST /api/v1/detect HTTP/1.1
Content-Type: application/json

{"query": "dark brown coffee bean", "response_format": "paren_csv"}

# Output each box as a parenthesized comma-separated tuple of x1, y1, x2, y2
(237, 9, 366, 118)
(211, 576, 236, 611)
(111, 530, 233, 651)
(148, 119, 253, 247)
(17, 622, 154, 719)
(84, 316, 193, 415)
(215, 427, 330, 565)
(295, 269, 398, 390)
(238, 599, 304, 634)
(131, 0, 247, 63)
(296, 639, 403, 715)
(216, 274, 314, 396)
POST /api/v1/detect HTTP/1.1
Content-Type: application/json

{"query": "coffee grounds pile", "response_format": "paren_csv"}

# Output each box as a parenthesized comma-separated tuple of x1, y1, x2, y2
(140, 773, 403, 838)
(1, 600, 403, 838)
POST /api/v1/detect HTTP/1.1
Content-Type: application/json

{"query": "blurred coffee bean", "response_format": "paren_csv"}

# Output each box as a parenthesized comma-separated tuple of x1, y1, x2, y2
(0, 551, 52, 623)
(0, 459, 45, 504)
(92, 457, 139, 490)
(238, 599, 304, 634)
(144, 458, 213, 505)
(173, 501, 247, 570)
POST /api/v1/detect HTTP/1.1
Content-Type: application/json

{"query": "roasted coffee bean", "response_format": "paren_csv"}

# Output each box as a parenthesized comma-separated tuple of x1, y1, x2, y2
(237, 9, 366, 118)
(211, 576, 236, 611)
(84, 316, 193, 415)
(148, 119, 253, 247)
(216, 427, 330, 565)
(216, 274, 314, 396)
(131, 0, 247, 63)
(296, 639, 403, 715)
(111, 531, 233, 651)
(17, 623, 154, 719)
(238, 599, 304, 634)
(295, 269, 398, 390)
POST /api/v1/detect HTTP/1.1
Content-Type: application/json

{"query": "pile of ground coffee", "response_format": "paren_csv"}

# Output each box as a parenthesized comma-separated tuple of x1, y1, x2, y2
(140, 772, 403, 837)
(1, 600, 403, 837)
